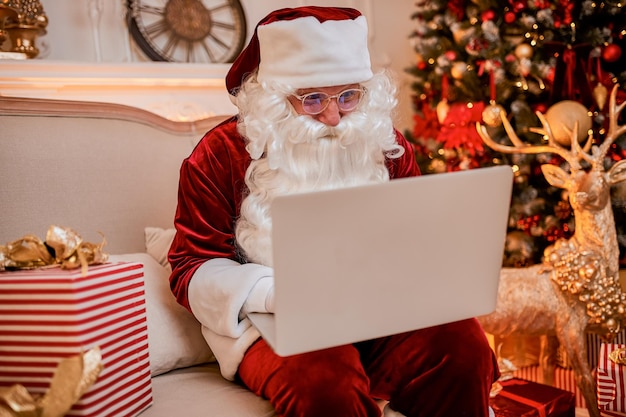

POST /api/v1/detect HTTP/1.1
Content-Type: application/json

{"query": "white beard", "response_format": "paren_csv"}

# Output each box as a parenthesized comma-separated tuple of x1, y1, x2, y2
(235, 75, 403, 266)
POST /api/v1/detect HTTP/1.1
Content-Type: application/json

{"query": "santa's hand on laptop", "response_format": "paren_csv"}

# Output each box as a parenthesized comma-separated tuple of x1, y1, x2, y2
(243, 276, 275, 314)
(265, 286, 275, 313)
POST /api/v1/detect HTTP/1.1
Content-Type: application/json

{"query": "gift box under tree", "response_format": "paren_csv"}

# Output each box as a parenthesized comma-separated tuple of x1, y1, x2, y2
(598, 343, 626, 416)
(0, 262, 152, 417)
(600, 411, 626, 417)
(490, 378, 575, 417)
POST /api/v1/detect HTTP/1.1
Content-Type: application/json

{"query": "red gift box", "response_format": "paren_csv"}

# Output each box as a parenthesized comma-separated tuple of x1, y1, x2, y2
(513, 364, 587, 408)
(598, 343, 626, 414)
(0, 262, 152, 417)
(490, 378, 575, 417)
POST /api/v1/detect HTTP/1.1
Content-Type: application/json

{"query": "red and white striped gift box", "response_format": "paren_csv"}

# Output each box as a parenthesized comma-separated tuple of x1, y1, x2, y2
(597, 343, 626, 414)
(600, 411, 626, 417)
(0, 262, 153, 417)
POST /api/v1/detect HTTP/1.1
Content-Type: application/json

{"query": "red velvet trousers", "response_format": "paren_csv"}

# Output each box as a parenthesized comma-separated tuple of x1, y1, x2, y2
(237, 318, 498, 417)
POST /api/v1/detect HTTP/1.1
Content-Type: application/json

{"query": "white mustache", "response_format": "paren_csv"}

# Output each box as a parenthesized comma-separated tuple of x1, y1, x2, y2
(292, 113, 355, 144)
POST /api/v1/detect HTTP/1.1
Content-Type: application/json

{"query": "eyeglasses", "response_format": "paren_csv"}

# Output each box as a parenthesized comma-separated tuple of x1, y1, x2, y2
(292, 88, 365, 115)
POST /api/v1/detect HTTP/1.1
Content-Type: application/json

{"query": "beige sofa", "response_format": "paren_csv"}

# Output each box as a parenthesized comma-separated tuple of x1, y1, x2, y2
(0, 96, 277, 416)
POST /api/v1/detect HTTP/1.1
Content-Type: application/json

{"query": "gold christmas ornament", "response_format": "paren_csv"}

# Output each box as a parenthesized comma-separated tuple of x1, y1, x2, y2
(451, 24, 475, 46)
(482, 102, 505, 127)
(450, 61, 468, 79)
(436, 100, 450, 124)
(428, 159, 446, 174)
(502, 25, 525, 46)
(544, 100, 592, 146)
(593, 83, 609, 111)
(514, 43, 534, 59)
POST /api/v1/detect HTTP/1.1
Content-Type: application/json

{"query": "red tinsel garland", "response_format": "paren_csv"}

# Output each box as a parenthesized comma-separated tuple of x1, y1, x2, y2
(436, 101, 486, 155)
(412, 102, 440, 141)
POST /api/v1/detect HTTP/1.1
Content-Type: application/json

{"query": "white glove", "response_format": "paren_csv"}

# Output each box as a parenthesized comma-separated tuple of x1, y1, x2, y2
(242, 276, 275, 314)
(265, 285, 275, 313)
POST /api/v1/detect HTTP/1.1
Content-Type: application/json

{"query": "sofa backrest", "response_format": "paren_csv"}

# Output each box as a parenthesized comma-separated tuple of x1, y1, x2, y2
(0, 96, 230, 254)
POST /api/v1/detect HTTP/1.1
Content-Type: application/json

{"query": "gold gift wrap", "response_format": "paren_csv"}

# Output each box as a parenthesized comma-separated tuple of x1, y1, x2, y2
(0, 347, 103, 417)
(0, 225, 108, 275)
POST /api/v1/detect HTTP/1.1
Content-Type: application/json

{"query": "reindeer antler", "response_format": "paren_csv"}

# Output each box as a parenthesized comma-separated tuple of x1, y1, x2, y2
(476, 103, 593, 170)
(594, 85, 626, 166)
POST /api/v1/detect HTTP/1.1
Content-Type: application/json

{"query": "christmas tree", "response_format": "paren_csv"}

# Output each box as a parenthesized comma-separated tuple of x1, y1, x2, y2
(406, 0, 626, 267)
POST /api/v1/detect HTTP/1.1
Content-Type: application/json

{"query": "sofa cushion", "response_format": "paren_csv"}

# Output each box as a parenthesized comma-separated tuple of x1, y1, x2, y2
(145, 227, 176, 269)
(108, 253, 215, 376)
(139, 364, 277, 417)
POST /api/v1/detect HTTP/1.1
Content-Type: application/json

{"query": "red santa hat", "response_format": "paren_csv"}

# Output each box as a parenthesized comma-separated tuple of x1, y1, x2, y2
(225, 6, 373, 95)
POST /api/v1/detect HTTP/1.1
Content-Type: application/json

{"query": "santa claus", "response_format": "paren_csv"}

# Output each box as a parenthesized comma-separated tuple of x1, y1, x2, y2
(169, 6, 498, 417)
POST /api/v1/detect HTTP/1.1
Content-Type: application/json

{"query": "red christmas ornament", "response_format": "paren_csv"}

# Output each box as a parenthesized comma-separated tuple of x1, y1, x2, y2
(465, 38, 488, 55)
(444, 50, 457, 61)
(504, 11, 516, 24)
(447, 0, 466, 21)
(602, 44, 622, 63)
(510, 1, 525, 13)
(417, 61, 427, 70)
(534, 0, 551, 9)
(505, 54, 516, 63)
(481, 9, 496, 21)
(545, 67, 555, 83)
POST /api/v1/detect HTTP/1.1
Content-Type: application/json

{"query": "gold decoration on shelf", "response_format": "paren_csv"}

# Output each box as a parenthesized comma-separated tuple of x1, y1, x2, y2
(0, 347, 104, 417)
(0, 0, 48, 58)
(0, 225, 109, 275)
(0, 2, 17, 46)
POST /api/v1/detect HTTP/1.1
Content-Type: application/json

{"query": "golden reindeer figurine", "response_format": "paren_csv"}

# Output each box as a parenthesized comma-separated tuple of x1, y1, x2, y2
(476, 85, 626, 417)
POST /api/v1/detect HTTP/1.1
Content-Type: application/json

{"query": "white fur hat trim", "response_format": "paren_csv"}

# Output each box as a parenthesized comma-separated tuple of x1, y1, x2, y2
(256, 15, 373, 89)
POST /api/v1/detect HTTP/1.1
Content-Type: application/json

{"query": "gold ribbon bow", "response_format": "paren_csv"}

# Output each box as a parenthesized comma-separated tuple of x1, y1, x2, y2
(0, 225, 108, 276)
(609, 347, 626, 365)
(0, 347, 103, 417)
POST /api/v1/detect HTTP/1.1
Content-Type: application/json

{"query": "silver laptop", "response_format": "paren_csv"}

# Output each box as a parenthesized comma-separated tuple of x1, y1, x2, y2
(248, 165, 513, 356)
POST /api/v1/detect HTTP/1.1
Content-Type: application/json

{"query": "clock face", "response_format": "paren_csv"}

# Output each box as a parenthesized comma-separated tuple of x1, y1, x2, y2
(127, 0, 247, 63)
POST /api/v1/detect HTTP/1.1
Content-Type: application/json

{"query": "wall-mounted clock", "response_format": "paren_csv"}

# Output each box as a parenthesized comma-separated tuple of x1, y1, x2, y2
(126, 0, 247, 63)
